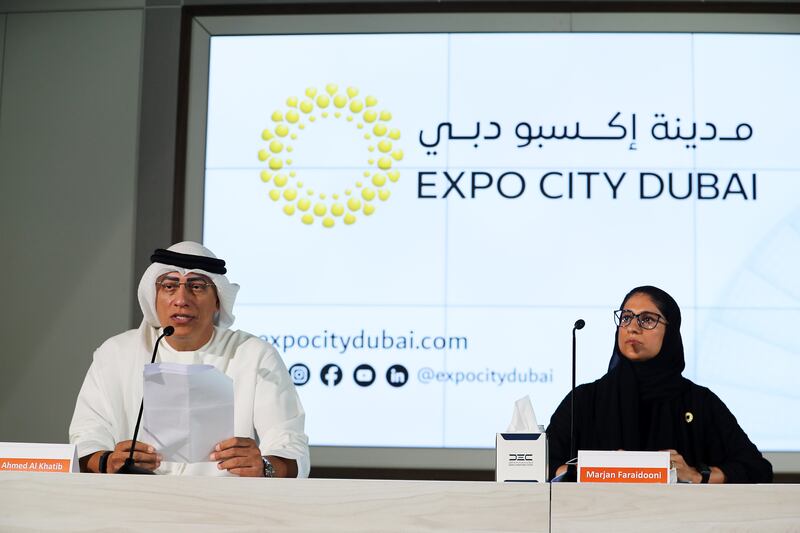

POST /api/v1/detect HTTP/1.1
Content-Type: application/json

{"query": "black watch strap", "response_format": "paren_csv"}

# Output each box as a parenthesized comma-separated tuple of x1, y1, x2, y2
(699, 464, 711, 484)
(98, 451, 112, 474)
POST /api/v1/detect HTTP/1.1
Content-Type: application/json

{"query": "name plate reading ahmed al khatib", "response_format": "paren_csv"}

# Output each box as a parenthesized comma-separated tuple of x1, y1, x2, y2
(0, 442, 79, 473)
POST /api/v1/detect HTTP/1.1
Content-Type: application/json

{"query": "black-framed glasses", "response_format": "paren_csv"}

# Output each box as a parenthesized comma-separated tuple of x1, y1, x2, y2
(614, 309, 667, 330)
(156, 278, 215, 296)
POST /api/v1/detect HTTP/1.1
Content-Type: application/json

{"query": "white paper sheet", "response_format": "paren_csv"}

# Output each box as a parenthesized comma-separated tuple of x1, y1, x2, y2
(140, 363, 234, 463)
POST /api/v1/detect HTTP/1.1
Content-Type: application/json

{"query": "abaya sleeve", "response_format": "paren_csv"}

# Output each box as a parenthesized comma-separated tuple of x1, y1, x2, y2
(546, 384, 594, 480)
(546, 392, 571, 480)
(699, 388, 773, 483)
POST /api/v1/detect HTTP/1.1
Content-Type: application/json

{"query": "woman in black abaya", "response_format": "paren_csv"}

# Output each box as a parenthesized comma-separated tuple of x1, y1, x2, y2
(546, 285, 772, 483)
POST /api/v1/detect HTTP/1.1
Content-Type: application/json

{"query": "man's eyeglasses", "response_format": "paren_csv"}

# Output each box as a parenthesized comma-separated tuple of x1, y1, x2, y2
(614, 309, 667, 330)
(156, 279, 215, 296)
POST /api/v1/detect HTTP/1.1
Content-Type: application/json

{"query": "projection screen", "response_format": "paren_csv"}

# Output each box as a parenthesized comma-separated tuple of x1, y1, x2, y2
(183, 11, 800, 471)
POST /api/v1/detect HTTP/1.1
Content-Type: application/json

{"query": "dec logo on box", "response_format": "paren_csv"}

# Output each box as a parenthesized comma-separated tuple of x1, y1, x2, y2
(495, 433, 547, 482)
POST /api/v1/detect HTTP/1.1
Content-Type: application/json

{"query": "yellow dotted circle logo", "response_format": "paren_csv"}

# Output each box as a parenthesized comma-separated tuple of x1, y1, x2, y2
(257, 84, 403, 228)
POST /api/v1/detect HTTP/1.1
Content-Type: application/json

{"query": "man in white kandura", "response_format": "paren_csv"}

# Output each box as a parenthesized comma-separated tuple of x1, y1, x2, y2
(69, 241, 309, 477)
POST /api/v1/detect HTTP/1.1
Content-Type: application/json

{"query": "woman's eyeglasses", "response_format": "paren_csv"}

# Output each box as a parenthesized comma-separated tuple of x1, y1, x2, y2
(614, 309, 667, 330)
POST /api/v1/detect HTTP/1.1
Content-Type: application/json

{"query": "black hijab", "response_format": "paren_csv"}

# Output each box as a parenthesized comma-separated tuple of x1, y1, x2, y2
(550, 285, 773, 481)
(594, 285, 691, 451)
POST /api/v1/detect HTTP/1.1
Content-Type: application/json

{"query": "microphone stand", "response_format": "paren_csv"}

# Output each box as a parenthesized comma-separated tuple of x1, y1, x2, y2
(117, 326, 173, 475)
(563, 319, 585, 482)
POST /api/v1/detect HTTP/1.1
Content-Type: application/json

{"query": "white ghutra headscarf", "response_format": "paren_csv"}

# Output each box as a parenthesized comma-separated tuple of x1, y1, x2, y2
(137, 241, 240, 329)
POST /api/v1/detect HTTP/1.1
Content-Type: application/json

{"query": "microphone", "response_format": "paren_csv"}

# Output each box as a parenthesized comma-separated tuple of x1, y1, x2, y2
(117, 326, 174, 475)
(565, 319, 585, 482)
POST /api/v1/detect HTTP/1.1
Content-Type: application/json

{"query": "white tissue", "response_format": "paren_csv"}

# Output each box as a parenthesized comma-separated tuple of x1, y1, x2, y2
(506, 395, 540, 432)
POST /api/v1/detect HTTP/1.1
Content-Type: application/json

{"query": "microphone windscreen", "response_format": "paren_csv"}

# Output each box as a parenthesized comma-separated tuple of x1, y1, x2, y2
(574, 319, 585, 330)
(163, 326, 175, 336)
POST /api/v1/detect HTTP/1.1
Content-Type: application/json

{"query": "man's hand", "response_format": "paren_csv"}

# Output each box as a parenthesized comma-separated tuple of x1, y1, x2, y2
(84, 440, 160, 474)
(210, 437, 264, 477)
(210, 437, 299, 478)
(109, 440, 160, 473)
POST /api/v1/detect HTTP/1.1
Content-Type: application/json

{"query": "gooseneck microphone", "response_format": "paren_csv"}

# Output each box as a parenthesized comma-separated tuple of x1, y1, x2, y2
(117, 326, 174, 475)
(567, 319, 585, 482)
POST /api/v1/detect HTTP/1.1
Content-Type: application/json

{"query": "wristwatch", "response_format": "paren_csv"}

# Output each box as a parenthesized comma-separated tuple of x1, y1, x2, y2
(262, 456, 275, 478)
(699, 464, 711, 484)
(98, 451, 112, 474)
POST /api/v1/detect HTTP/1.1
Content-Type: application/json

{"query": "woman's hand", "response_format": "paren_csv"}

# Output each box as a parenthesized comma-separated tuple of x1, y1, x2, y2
(667, 449, 701, 483)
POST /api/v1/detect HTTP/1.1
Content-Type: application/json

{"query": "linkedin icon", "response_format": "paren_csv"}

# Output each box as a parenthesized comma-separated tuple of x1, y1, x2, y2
(386, 364, 408, 387)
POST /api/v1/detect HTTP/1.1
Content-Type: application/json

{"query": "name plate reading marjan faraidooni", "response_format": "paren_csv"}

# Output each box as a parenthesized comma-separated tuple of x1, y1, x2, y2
(578, 450, 671, 484)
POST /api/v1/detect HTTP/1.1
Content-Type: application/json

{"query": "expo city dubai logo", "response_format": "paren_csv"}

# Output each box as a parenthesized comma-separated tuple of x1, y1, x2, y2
(257, 84, 403, 228)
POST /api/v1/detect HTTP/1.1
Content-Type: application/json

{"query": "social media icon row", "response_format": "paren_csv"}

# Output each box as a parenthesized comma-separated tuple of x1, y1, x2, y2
(288, 363, 408, 388)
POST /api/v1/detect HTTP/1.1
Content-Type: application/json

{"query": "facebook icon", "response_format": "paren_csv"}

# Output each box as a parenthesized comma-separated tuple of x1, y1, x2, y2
(386, 364, 408, 388)
(320, 363, 342, 387)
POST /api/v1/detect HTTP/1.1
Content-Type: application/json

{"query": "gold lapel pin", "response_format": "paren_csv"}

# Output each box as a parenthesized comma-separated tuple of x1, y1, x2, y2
(685, 412, 694, 423)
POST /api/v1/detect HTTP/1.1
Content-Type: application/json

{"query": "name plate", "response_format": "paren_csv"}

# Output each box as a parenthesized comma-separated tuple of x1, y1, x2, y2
(578, 450, 672, 484)
(0, 442, 79, 473)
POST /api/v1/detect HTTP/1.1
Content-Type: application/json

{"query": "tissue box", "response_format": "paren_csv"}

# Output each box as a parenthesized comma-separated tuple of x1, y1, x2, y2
(495, 432, 547, 482)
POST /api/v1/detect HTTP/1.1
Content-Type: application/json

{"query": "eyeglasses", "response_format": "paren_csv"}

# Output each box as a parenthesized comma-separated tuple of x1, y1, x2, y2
(156, 278, 216, 296)
(614, 309, 667, 330)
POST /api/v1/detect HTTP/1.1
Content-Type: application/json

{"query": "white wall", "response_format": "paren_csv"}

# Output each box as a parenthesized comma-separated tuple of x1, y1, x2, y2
(0, 6, 144, 442)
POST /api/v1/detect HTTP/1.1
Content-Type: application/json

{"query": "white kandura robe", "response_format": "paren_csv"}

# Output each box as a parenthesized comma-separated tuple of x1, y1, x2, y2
(69, 322, 310, 476)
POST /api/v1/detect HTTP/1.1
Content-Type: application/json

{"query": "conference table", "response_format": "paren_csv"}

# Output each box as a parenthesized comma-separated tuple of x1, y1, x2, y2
(0, 472, 798, 531)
